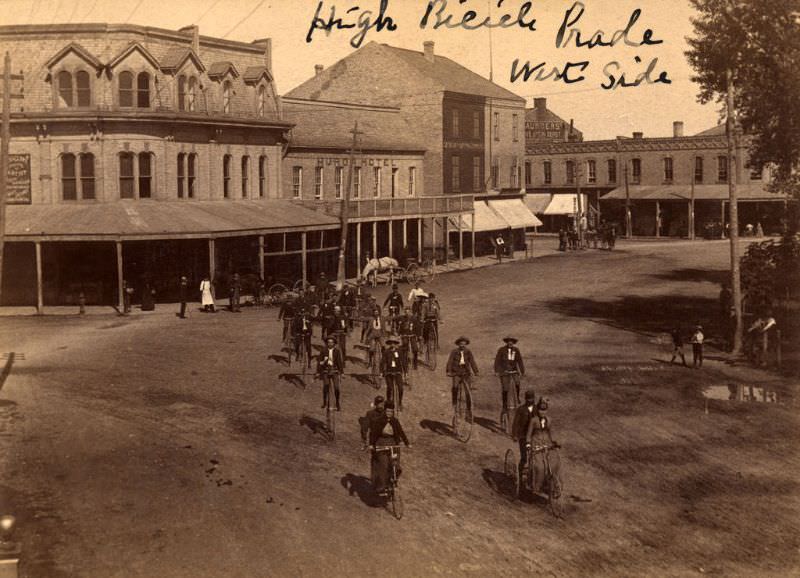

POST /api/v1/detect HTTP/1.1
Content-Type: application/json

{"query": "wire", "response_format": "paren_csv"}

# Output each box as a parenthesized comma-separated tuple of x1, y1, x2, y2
(27, 0, 40, 23)
(48, 0, 62, 24)
(66, 0, 80, 23)
(125, 0, 146, 23)
(222, 0, 266, 38)
(196, 0, 224, 24)
(82, 0, 99, 21)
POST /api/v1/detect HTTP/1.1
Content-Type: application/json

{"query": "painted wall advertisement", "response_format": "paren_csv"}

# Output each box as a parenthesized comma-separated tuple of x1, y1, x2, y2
(7, 153, 31, 204)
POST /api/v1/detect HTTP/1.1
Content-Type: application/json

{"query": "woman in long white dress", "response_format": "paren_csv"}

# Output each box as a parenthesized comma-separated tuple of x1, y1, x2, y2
(200, 276, 216, 312)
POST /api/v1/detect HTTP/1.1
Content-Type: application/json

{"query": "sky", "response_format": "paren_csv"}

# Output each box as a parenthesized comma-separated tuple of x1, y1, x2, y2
(0, 0, 724, 140)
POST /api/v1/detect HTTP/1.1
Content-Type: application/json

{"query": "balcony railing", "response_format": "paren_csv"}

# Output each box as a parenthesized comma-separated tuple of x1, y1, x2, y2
(294, 194, 474, 219)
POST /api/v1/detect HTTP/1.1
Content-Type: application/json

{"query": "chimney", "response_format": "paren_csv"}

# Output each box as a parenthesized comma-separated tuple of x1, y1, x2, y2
(633, 131, 644, 139)
(673, 121, 684, 138)
(251, 38, 272, 71)
(423, 41, 435, 63)
(533, 97, 547, 109)
(179, 25, 200, 54)
(314, 64, 324, 76)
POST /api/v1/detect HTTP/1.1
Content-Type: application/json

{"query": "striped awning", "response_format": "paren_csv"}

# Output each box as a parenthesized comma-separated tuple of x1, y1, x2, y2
(488, 198, 542, 228)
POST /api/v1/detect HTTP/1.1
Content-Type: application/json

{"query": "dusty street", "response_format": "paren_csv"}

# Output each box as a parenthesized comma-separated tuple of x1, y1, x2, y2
(0, 239, 797, 577)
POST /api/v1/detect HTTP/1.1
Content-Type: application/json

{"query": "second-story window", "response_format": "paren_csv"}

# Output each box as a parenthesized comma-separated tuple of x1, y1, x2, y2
(695, 157, 704, 183)
(177, 153, 185, 198)
(472, 156, 481, 191)
(663, 157, 674, 182)
(57, 70, 90, 108)
(512, 114, 519, 142)
(138, 152, 152, 198)
(525, 161, 532, 186)
(566, 160, 575, 185)
(61, 153, 95, 200)
(241, 156, 250, 198)
(373, 167, 381, 197)
(259, 155, 267, 197)
(223, 81, 233, 114)
(178, 75, 197, 111)
(493, 112, 499, 141)
(119, 152, 135, 199)
(451, 156, 461, 192)
(137, 72, 150, 108)
(176, 152, 196, 199)
(335, 166, 343, 199)
(473, 111, 480, 138)
(353, 166, 361, 199)
(223, 155, 232, 198)
(314, 166, 323, 200)
(607, 159, 617, 183)
(119, 152, 153, 199)
(631, 158, 642, 184)
(718, 155, 728, 182)
(409, 166, 417, 197)
(452, 109, 460, 138)
(587, 160, 597, 183)
(119, 71, 135, 107)
(292, 166, 302, 199)
(491, 159, 499, 189)
(544, 161, 552, 185)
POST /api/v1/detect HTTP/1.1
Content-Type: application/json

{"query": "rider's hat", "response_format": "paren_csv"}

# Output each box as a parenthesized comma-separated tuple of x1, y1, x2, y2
(537, 398, 549, 411)
(524, 389, 536, 402)
(373, 395, 385, 405)
(455, 336, 470, 346)
(325, 335, 338, 344)
(391, 283, 398, 290)
(503, 337, 518, 344)
(385, 337, 400, 345)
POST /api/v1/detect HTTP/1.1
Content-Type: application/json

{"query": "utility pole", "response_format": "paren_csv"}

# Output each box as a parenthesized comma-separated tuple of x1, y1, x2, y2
(335, 122, 363, 288)
(0, 53, 23, 305)
(726, 67, 743, 355)
(624, 163, 632, 238)
(575, 162, 584, 248)
(690, 156, 696, 240)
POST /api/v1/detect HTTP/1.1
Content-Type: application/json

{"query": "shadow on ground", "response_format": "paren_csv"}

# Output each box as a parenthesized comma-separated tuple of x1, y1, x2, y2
(649, 268, 729, 286)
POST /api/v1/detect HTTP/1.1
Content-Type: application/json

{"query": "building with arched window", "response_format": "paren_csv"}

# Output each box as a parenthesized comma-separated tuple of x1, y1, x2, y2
(0, 23, 333, 308)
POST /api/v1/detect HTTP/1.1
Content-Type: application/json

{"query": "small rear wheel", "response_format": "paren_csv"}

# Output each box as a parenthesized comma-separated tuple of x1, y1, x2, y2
(500, 410, 509, 435)
(504, 449, 519, 500)
(548, 474, 563, 518)
(267, 283, 288, 307)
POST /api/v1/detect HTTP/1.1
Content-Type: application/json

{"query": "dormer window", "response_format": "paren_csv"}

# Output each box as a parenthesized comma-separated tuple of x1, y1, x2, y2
(222, 81, 232, 114)
(257, 85, 266, 118)
(137, 72, 150, 108)
(177, 75, 197, 112)
(57, 70, 91, 108)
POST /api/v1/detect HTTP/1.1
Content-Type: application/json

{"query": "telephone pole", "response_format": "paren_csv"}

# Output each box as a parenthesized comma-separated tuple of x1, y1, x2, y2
(726, 68, 743, 354)
(0, 53, 24, 305)
(624, 163, 632, 238)
(335, 122, 363, 288)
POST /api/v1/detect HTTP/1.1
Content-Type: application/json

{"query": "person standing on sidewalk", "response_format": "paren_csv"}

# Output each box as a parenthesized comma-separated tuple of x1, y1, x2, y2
(200, 275, 215, 313)
(229, 273, 241, 312)
(495, 233, 506, 262)
(690, 325, 704, 368)
(669, 327, 687, 367)
(178, 276, 189, 319)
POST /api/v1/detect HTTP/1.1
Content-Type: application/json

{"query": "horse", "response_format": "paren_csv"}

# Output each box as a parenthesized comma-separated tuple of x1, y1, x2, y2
(361, 257, 399, 287)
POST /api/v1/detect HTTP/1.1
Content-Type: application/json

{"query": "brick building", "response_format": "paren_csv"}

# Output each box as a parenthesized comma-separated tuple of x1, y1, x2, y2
(525, 119, 790, 237)
(0, 23, 345, 308)
(284, 41, 538, 259)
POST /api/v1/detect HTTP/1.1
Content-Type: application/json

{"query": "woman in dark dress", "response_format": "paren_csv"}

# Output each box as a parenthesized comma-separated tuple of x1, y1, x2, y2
(369, 402, 411, 496)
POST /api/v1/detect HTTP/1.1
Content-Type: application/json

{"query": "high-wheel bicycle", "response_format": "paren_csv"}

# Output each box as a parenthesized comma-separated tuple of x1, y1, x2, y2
(367, 338, 382, 389)
(423, 320, 438, 371)
(451, 375, 473, 442)
(499, 373, 520, 437)
(292, 336, 310, 377)
(321, 373, 340, 441)
(510, 444, 564, 518)
(375, 445, 404, 519)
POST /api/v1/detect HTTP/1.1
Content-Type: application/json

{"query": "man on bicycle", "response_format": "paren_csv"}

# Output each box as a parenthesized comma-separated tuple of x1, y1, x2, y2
(408, 280, 428, 317)
(317, 336, 344, 411)
(398, 306, 422, 371)
(291, 307, 314, 368)
(445, 337, 478, 418)
(339, 283, 357, 330)
(330, 305, 350, 362)
(360, 395, 385, 451)
(494, 337, 525, 412)
(421, 293, 441, 348)
(381, 337, 407, 410)
(511, 389, 538, 482)
(383, 284, 403, 332)
(319, 295, 336, 340)
(278, 293, 297, 344)
(368, 400, 410, 497)
(525, 398, 560, 496)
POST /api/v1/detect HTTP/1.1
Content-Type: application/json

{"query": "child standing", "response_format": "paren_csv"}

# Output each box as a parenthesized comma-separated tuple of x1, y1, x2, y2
(691, 325, 705, 368)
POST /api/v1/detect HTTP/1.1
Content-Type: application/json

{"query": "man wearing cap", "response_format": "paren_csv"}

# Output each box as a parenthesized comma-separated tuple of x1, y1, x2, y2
(446, 337, 479, 416)
(494, 337, 525, 412)
(291, 307, 314, 367)
(229, 272, 241, 312)
(383, 284, 404, 333)
(339, 283, 357, 330)
(317, 336, 344, 411)
(360, 396, 385, 451)
(330, 305, 350, 362)
(512, 390, 538, 483)
(690, 325, 705, 369)
(381, 337, 407, 410)
(421, 292, 442, 349)
(278, 293, 297, 344)
(398, 306, 422, 371)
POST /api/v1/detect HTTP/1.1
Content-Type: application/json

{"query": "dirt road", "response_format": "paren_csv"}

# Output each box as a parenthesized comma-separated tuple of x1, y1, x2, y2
(0, 240, 797, 577)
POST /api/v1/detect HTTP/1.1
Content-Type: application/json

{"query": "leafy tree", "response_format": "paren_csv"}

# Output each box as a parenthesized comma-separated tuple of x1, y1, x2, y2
(686, 0, 800, 199)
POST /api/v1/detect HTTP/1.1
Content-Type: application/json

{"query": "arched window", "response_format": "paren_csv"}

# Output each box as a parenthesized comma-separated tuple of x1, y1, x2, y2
(241, 156, 250, 197)
(119, 151, 154, 199)
(258, 155, 267, 197)
(57, 71, 73, 107)
(61, 154, 77, 199)
(222, 81, 232, 114)
(177, 76, 186, 111)
(187, 77, 197, 112)
(187, 153, 196, 198)
(223, 154, 231, 198)
(76, 70, 90, 107)
(138, 152, 152, 198)
(257, 85, 266, 118)
(80, 153, 96, 199)
(177, 153, 185, 198)
(119, 152, 135, 198)
(136, 72, 150, 108)
(119, 71, 134, 107)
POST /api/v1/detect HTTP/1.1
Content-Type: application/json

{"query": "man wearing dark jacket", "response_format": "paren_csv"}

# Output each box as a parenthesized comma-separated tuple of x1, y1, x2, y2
(494, 336, 525, 410)
(381, 338, 407, 410)
(369, 401, 410, 496)
(511, 389, 538, 481)
(317, 336, 345, 411)
(446, 337, 479, 415)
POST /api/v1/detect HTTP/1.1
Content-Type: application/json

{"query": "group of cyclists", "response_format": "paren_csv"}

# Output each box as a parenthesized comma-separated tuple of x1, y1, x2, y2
(274, 271, 560, 511)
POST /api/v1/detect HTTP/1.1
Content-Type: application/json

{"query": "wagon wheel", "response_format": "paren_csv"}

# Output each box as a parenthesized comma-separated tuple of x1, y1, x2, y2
(423, 259, 437, 282)
(267, 283, 289, 306)
(293, 279, 310, 293)
(404, 262, 419, 284)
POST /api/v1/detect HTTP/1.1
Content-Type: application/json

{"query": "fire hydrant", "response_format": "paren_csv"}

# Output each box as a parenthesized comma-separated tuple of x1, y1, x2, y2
(78, 292, 86, 315)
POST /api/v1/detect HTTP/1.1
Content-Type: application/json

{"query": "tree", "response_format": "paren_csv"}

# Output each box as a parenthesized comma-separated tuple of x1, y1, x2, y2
(686, 0, 800, 198)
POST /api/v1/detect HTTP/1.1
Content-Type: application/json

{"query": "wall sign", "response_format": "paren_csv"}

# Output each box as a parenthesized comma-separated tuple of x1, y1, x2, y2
(6, 154, 31, 205)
